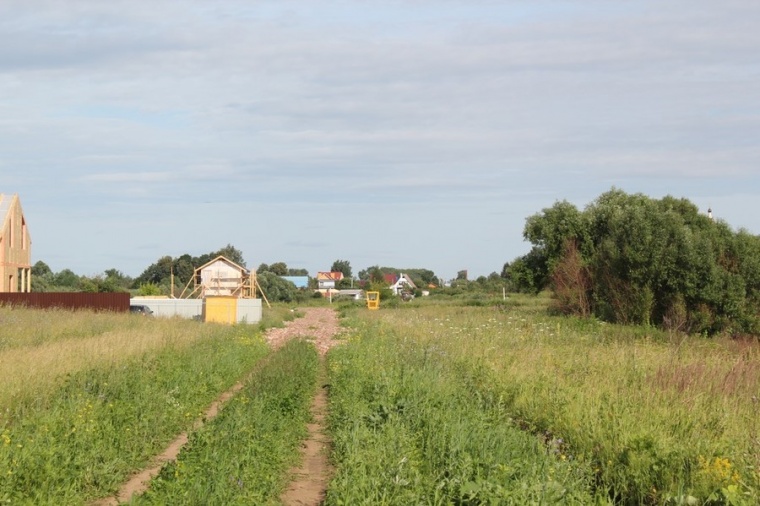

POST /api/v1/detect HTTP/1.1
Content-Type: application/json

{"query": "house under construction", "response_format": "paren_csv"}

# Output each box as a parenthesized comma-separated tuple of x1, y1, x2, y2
(0, 193, 32, 293)
(180, 255, 256, 299)
(132, 255, 263, 324)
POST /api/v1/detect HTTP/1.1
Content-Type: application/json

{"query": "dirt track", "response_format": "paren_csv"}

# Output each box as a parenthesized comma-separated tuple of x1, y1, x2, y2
(93, 307, 342, 505)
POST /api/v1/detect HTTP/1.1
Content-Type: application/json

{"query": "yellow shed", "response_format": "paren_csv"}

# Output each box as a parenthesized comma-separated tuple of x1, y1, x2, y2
(202, 296, 238, 324)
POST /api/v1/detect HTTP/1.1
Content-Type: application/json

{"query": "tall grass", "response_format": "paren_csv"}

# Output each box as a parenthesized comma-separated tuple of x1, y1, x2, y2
(0, 307, 272, 504)
(326, 315, 605, 504)
(337, 302, 760, 504)
(136, 339, 319, 505)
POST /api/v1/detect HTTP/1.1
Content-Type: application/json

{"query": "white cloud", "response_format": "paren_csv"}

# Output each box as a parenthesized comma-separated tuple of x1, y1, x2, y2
(2, 0, 759, 277)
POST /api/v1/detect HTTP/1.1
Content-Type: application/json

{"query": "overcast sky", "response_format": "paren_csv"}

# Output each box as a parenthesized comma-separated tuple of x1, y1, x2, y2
(2, 0, 758, 280)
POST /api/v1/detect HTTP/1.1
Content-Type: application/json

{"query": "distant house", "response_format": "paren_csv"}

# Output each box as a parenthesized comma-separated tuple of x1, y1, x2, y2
(0, 194, 32, 293)
(384, 273, 398, 286)
(316, 271, 344, 295)
(281, 276, 309, 289)
(389, 273, 417, 296)
(195, 256, 251, 298)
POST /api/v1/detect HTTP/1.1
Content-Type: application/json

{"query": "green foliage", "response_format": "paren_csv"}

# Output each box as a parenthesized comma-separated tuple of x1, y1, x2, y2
(268, 262, 288, 275)
(28, 261, 134, 293)
(331, 259, 352, 279)
(53, 268, 80, 288)
(331, 303, 760, 504)
(326, 313, 603, 504)
(138, 339, 318, 505)
(503, 249, 548, 294)
(0, 324, 269, 503)
(358, 266, 438, 287)
(138, 282, 162, 296)
(512, 188, 760, 335)
(31, 261, 52, 277)
(257, 272, 298, 302)
(132, 244, 246, 289)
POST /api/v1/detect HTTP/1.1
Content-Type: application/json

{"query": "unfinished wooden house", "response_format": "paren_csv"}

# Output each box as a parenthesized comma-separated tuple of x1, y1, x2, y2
(180, 255, 254, 299)
(0, 193, 32, 292)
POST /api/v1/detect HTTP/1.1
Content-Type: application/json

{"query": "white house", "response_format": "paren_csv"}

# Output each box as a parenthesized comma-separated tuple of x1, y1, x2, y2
(389, 273, 417, 295)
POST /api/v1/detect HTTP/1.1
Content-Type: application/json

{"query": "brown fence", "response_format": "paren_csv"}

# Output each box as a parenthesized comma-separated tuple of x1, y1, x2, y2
(0, 293, 130, 312)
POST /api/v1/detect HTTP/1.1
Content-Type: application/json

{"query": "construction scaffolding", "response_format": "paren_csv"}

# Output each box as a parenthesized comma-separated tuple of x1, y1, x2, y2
(178, 255, 269, 307)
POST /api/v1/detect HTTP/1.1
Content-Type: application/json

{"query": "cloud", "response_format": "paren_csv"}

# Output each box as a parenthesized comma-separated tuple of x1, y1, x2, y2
(3, 0, 759, 277)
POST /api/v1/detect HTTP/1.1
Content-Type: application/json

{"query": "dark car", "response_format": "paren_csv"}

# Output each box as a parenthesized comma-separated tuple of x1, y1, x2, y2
(129, 305, 154, 316)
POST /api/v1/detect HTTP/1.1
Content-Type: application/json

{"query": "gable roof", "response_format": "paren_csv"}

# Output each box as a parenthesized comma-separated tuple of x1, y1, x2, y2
(196, 255, 248, 273)
(316, 271, 344, 281)
(389, 273, 417, 290)
(0, 194, 14, 236)
(0, 194, 31, 244)
(384, 273, 398, 285)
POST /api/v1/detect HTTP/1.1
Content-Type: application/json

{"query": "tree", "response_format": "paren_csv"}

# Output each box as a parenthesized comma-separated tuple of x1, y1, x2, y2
(53, 269, 80, 289)
(174, 254, 195, 285)
(32, 261, 52, 277)
(256, 272, 298, 302)
(331, 259, 352, 278)
(132, 245, 247, 290)
(512, 188, 760, 334)
(213, 244, 246, 267)
(132, 256, 174, 287)
(138, 282, 162, 296)
(550, 239, 592, 317)
(269, 262, 288, 276)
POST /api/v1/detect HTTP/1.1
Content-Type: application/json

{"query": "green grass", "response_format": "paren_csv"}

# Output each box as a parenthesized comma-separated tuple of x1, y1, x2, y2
(329, 300, 760, 505)
(135, 339, 319, 505)
(0, 309, 271, 505)
(325, 314, 605, 505)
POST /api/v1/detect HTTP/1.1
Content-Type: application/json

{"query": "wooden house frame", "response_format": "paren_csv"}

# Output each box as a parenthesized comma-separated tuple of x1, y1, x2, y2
(179, 255, 256, 299)
(0, 194, 32, 293)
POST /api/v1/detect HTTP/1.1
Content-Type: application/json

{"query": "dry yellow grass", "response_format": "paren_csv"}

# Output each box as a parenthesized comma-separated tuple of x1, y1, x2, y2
(0, 307, 218, 410)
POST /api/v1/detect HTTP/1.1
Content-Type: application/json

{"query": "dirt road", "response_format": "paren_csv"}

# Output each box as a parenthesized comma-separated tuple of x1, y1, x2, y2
(93, 307, 342, 506)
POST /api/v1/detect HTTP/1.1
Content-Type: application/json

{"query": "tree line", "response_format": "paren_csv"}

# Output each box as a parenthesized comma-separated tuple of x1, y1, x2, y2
(30, 250, 460, 303)
(504, 188, 760, 335)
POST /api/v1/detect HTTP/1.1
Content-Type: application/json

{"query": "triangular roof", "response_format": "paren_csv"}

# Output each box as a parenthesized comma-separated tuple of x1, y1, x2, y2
(196, 255, 248, 273)
(0, 194, 30, 242)
(0, 194, 14, 236)
(384, 273, 398, 285)
(316, 271, 344, 281)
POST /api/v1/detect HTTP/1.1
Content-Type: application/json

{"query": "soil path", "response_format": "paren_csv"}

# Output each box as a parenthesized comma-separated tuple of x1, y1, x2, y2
(92, 307, 342, 506)
(277, 307, 342, 506)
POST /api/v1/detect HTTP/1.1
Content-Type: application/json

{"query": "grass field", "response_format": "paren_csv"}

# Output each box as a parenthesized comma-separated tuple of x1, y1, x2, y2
(328, 295, 759, 505)
(0, 306, 273, 504)
(2, 298, 758, 505)
(136, 338, 319, 505)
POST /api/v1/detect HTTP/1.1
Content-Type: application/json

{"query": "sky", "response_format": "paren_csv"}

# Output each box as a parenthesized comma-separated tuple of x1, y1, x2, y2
(2, 0, 759, 281)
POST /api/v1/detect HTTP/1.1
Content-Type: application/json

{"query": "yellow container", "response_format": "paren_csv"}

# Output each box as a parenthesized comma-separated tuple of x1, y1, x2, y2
(366, 291, 380, 310)
(203, 296, 238, 324)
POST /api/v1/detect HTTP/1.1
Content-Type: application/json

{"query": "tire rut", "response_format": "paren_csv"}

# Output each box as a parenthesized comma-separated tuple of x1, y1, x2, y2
(91, 307, 342, 505)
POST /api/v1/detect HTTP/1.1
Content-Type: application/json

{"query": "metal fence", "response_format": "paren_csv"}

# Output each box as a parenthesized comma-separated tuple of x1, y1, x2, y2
(0, 292, 130, 312)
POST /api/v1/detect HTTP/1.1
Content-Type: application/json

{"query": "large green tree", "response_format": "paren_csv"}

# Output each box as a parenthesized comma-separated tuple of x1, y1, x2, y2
(330, 259, 352, 278)
(256, 272, 298, 302)
(509, 189, 760, 335)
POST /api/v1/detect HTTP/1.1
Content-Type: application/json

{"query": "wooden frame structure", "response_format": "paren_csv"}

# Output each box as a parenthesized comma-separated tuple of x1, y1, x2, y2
(178, 255, 270, 307)
(0, 194, 32, 293)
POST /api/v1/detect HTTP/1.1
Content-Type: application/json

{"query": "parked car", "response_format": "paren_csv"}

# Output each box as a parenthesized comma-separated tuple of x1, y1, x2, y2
(129, 304, 154, 316)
